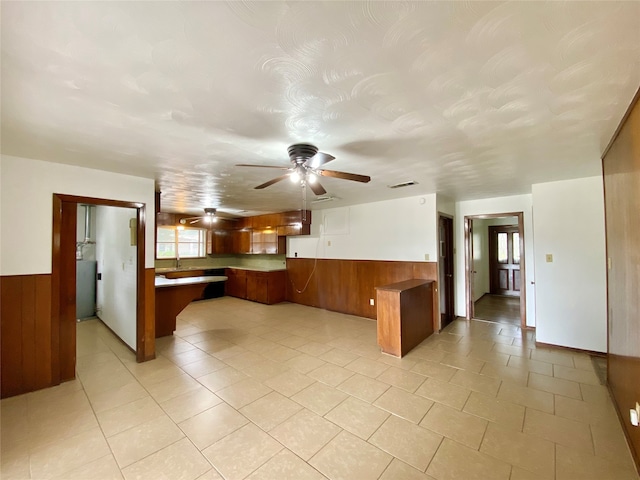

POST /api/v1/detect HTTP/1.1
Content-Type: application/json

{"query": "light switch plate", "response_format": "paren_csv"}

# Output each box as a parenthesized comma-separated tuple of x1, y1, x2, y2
(545, 254, 553, 263)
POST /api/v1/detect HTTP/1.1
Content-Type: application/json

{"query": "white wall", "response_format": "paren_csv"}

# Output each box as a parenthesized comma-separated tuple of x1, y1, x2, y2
(0, 155, 155, 275)
(288, 194, 438, 262)
(472, 219, 490, 300)
(455, 194, 536, 326)
(532, 177, 607, 352)
(95, 206, 138, 349)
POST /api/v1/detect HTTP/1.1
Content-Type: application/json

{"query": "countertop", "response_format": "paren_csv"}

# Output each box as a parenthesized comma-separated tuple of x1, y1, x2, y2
(155, 275, 228, 288)
(156, 265, 286, 274)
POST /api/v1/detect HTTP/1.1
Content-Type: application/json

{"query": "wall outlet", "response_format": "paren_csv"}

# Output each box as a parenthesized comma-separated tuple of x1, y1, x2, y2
(630, 403, 639, 427)
(327, 240, 331, 246)
(369, 298, 375, 306)
(424, 253, 429, 261)
(545, 254, 553, 263)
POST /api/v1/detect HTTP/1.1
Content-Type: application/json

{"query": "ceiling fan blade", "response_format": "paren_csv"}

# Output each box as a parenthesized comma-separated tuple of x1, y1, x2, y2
(236, 164, 290, 170)
(255, 174, 290, 189)
(307, 152, 335, 169)
(190, 219, 201, 224)
(309, 181, 327, 196)
(319, 169, 371, 183)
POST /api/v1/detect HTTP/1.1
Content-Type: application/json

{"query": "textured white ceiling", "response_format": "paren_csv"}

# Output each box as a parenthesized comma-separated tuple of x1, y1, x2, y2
(1, 1, 639, 216)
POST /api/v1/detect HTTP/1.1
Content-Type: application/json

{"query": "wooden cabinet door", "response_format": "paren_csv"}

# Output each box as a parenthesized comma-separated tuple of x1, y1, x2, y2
(249, 272, 269, 303)
(267, 270, 286, 304)
(225, 269, 246, 298)
(231, 230, 251, 254)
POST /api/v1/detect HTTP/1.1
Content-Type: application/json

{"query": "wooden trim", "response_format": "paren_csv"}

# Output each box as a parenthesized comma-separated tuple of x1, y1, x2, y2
(437, 213, 454, 332)
(464, 212, 527, 329)
(601, 86, 640, 160)
(51, 195, 62, 385)
(55, 194, 144, 210)
(51, 194, 152, 387)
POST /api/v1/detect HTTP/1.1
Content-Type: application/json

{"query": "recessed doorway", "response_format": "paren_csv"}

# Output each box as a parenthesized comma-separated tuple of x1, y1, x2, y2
(464, 212, 526, 328)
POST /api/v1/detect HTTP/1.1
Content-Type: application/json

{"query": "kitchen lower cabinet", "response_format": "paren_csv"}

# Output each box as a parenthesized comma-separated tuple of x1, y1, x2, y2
(225, 268, 285, 305)
(225, 268, 247, 299)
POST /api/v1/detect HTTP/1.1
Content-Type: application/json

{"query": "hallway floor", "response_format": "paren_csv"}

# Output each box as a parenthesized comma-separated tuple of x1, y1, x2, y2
(1, 297, 638, 480)
(474, 294, 521, 326)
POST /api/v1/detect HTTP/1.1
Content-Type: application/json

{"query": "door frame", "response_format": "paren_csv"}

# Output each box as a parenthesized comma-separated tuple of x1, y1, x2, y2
(438, 213, 455, 331)
(51, 194, 152, 384)
(464, 212, 527, 329)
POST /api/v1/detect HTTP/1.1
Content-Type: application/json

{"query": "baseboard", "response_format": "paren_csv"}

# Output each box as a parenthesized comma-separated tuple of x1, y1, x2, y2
(534, 341, 607, 357)
(95, 316, 137, 355)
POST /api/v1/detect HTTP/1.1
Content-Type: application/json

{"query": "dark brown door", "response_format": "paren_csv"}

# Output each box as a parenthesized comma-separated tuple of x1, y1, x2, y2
(438, 215, 454, 328)
(489, 226, 521, 296)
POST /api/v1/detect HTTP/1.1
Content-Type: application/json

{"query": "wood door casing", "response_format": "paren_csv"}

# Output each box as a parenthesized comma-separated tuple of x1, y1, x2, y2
(438, 215, 454, 329)
(489, 225, 521, 297)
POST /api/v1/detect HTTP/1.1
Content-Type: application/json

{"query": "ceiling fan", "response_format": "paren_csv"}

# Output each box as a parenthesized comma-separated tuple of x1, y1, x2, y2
(179, 208, 218, 225)
(237, 143, 371, 196)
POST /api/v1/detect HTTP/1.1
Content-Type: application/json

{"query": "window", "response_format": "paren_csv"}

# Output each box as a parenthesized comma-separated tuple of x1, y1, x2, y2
(156, 226, 206, 258)
(497, 232, 508, 263)
(513, 232, 520, 264)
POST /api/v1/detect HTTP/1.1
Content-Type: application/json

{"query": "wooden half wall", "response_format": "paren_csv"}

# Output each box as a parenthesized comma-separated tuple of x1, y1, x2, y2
(602, 88, 640, 471)
(0, 275, 53, 398)
(285, 258, 439, 328)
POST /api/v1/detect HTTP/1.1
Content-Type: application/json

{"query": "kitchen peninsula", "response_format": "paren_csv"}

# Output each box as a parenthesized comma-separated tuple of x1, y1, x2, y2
(154, 274, 227, 337)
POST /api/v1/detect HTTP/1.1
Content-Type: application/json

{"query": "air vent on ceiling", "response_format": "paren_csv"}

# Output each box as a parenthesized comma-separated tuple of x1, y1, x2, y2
(311, 195, 339, 204)
(387, 181, 419, 189)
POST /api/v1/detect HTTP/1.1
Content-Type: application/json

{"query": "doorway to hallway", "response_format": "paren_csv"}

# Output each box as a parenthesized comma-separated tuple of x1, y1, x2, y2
(464, 212, 527, 329)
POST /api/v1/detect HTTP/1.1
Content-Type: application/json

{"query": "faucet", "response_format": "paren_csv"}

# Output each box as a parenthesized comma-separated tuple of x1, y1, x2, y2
(175, 252, 181, 269)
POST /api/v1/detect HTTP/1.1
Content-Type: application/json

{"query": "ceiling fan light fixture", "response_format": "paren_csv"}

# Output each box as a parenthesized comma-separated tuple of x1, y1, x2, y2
(307, 172, 317, 184)
(290, 170, 301, 183)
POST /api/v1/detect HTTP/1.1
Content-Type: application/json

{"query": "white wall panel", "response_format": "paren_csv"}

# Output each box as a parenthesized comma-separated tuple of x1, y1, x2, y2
(532, 177, 607, 352)
(288, 194, 438, 262)
(0, 155, 155, 275)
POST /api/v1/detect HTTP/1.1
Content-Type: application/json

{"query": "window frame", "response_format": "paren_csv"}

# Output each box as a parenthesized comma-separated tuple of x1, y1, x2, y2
(156, 225, 207, 259)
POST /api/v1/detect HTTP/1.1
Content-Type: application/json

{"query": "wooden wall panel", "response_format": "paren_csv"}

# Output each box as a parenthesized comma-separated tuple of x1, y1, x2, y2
(602, 89, 640, 471)
(34, 275, 53, 388)
(286, 259, 438, 325)
(141, 268, 156, 361)
(1, 274, 53, 398)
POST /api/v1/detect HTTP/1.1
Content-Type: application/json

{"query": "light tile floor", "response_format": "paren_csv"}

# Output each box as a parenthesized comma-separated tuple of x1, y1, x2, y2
(1, 297, 638, 480)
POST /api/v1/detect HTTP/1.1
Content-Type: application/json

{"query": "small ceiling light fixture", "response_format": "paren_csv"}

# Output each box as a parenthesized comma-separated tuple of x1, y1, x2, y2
(179, 208, 218, 225)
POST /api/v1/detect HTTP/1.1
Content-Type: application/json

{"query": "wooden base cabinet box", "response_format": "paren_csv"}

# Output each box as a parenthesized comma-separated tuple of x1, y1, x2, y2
(376, 279, 434, 357)
(225, 268, 285, 305)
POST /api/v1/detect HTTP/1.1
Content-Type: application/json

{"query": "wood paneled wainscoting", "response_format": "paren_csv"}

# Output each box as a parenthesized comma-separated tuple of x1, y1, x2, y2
(0, 275, 53, 398)
(1, 193, 157, 399)
(602, 87, 640, 471)
(285, 258, 439, 330)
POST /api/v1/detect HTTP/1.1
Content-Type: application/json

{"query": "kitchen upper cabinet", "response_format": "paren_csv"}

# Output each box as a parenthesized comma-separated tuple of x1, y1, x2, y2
(157, 210, 310, 256)
(251, 229, 277, 254)
(231, 230, 251, 254)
